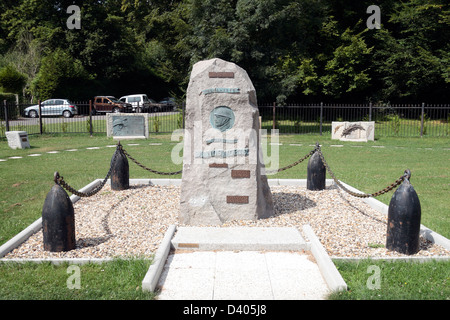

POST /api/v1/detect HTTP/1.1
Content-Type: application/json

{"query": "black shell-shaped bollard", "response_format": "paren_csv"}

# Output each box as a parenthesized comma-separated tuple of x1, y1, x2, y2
(42, 183, 76, 252)
(307, 150, 326, 191)
(111, 145, 129, 191)
(386, 172, 421, 255)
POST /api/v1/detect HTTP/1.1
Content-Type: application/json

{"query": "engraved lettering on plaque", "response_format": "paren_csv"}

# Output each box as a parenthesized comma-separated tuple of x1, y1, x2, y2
(202, 88, 240, 95)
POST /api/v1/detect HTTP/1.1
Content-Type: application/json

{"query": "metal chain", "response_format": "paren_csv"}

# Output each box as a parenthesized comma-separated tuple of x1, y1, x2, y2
(55, 145, 121, 197)
(120, 146, 182, 176)
(54, 141, 406, 199)
(266, 144, 320, 174)
(317, 147, 407, 198)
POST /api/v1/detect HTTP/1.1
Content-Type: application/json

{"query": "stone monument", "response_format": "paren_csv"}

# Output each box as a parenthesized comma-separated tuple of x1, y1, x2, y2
(180, 58, 274, 225)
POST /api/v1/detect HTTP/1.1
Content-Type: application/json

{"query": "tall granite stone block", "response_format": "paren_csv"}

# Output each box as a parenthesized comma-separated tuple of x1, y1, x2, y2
(180, 58, 274, 225)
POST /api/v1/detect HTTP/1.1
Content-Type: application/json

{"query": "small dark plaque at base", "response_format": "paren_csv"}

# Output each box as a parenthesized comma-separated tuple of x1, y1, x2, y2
(231, 170, 251, 178)
(226, 196, 249, 204)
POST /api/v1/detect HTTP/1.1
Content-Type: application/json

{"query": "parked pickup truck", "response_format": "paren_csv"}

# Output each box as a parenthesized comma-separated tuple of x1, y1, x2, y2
(93, 96, 132, 114)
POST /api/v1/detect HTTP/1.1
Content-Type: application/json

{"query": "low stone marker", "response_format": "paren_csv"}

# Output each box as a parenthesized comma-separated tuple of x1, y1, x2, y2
(331, 121, 375, 142)
(106, 113, 149, 139)
(180, 58, 274, 225)
(6, 131, 31, 149)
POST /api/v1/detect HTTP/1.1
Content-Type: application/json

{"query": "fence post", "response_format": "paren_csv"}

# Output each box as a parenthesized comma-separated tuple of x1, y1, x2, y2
(3, 100, 10, 132)
(420, 102, 425, 137)
(369, 102, 372, 121)
(89, 100, 93, 136)
(320, 102, 323, 136)
(272, 102, 276, 130)
(38, 100, 43, 135)
(182, 102, 186, 129)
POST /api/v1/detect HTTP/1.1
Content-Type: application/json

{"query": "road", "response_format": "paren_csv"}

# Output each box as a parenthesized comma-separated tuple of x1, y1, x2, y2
(6, 111, 179, 126)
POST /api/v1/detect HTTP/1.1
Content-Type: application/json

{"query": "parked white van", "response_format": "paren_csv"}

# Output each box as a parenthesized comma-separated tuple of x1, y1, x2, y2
(119, 94, 151, 113)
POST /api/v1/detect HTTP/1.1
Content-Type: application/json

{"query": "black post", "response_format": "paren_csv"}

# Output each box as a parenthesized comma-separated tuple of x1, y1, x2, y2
(89, 100, 93, 136)
(369, 102, 372, 122)
(42, 175, 76, 252)
(319, 102, 323, 136)
(111, 142, 129, 191)
(420, 102, 425, 137)
(386, 170, 421, 255)
(38, 100, 43, 134)
(307, 145, 326, 191)
(3, 100, 10, 132)
(272, 102, 276, 130)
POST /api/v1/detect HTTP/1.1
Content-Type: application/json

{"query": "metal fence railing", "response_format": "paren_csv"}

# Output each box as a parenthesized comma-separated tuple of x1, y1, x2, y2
(1, 100, 183, 138)
(259, 103, 449, 137)
(1, 101, 448, 138)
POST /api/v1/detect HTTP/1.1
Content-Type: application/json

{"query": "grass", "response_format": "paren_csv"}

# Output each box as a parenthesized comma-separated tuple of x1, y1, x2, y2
(0, 132, 449, 300)
(260, 118, 449, 137)
(328, 259, 449, 300)
(0, 258, 156, 300)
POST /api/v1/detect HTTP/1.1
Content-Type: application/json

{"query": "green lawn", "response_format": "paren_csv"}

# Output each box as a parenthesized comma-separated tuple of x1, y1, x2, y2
(328, 259, 449, 300)
(0, 258, 155, 300)
(0, 132, 449, 300)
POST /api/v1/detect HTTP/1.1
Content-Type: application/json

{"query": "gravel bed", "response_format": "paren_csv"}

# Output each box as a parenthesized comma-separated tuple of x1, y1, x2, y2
(3, 184, 450, 259)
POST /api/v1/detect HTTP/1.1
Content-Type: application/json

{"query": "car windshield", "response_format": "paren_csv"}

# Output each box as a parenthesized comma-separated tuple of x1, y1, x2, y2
(108, 98, 120, 102)
(143, 96, 150, 102)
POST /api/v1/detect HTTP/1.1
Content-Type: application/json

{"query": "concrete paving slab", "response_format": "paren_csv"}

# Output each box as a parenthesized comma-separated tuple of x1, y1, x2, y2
(172, 227, 308, 251)
(156, 251, 330, 300)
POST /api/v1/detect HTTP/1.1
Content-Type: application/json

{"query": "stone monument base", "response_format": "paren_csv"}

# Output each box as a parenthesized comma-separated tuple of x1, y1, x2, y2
(6, 131, 30, 149)
(331, 121, 375, 142)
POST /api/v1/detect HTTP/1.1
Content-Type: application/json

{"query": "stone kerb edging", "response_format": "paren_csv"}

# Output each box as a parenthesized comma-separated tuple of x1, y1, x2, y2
(0, 179, 104, 259)
(141, 224, 176, 292)
(302, 224, 347, 292)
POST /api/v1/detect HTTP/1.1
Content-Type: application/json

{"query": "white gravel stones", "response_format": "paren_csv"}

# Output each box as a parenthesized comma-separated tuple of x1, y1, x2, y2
(3, 184, 449, 260)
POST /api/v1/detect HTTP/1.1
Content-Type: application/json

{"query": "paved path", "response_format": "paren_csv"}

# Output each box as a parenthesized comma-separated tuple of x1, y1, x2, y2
(156, 250, 329, 300)
(154, 227, 330, 300)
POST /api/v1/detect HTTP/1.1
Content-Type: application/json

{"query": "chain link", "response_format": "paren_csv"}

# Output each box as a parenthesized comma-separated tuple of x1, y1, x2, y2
(120, 146, 182, 176)
(55, 145, 121, 197)
(266, 144, 319, 174)
(317, 147, 407, 198)
(54, 141, 406, 199)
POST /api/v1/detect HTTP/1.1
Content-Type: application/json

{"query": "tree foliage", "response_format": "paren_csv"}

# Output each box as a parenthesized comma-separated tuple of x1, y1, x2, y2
(0, 0, 448, 103)
(0, 64, 26, 94)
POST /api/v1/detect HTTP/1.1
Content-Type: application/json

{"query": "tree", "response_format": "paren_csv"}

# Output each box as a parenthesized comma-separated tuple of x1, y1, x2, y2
(31, 49, 91, 100)
(0, 64, 26, 94)
(320, 27, 372, 99)
(371, 0, 450, 102)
